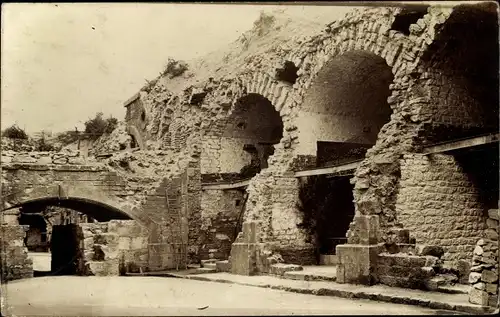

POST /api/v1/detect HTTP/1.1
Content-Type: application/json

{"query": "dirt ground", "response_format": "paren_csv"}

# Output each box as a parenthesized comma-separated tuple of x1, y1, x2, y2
(2, 276, 465, 316)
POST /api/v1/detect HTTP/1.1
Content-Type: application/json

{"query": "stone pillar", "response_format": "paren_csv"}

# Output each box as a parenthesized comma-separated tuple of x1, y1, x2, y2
(336, 215, 384, 285)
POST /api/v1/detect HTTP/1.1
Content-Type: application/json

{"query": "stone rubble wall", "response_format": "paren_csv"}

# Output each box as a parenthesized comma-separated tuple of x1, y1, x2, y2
(468, 209, 499, 307)
(79, 222, 120, 276)
(200, 189, 244, 260)
(90, 4, 494, 280)
(78, 220, 150, 276)
(1, 149, 94, 165)
(0, 224, 33, 282)
(109, 220, 150, 274)
(397, 154, 487, 263)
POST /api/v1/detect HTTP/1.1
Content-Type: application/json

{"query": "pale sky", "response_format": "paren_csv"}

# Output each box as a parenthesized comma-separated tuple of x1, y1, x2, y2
(1, 3, 355, 134)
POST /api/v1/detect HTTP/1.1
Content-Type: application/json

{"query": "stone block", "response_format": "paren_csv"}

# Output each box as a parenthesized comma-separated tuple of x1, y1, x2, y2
(130, 237, 148, 249)
(416, 245, 445, 258)
(487, 218, 499, 230)
(118, 237, 131, 250)
(473, 282, 486, 290)
(470, 272, 482, 283)
(94, 233, 119, 246)
(83, 237, 94, 249)
(230, 242, 254, 276)
(336, 243, 382, 285)
(488, 209, 499, 221)
(486, 283, 498, 295)
(269, 263, 303, 276)
(474, 246, 484, 256)
(469, 288, 489, 306)
(348, 215, 381, 245)
(86, 259, 119, 276)
(215, 260, 231, 272)
(457, 260, 471, 284)
(481, 270, 498, 283)
(485, 229, 498, 241)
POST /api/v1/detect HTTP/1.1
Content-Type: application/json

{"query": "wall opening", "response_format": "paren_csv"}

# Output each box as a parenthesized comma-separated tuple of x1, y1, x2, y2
(8, 197, 130, 276)
(298, 50, 393, 167)
(390, 6, 429, 35)
(129, 134, 138, 149)
(276, 61, 299, 84)
(219, 93, 283, 178)
(298, 175, 355, 263)
(454, 143, 499, 210)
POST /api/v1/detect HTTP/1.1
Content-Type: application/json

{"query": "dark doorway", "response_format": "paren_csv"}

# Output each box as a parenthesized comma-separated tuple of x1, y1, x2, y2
(51, 224, 81, 275)
(315, 176, 355, 255)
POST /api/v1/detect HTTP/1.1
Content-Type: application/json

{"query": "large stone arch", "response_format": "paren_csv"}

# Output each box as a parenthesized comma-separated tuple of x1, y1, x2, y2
(2, 182, 141, 223)
(219, 6, 461, 270)
(395, 2, 499, 264)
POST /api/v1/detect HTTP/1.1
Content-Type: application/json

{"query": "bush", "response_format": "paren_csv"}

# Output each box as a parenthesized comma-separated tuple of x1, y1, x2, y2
(84, 112, 118, 140)
(2, 124, 28, 139)
(161, 58, 188, 78)
(253, 11, 276, 36)
(56, 130, 80, 146)
(35, 136, 55, 151)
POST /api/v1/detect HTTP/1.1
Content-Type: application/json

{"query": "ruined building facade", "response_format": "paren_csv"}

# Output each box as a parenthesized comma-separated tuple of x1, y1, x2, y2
(1, 3, 498, 308)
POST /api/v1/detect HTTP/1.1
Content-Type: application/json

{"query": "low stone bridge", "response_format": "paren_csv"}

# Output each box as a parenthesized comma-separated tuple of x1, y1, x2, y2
(1, 150, 201, 273)
(2, 163, 136, 222)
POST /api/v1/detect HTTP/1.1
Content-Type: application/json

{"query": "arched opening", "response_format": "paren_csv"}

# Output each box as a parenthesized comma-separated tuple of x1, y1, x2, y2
(398, 3, 499, 270)
(4, 197, 131, 277)
(296, 50, 394, 263)
(420, 3, 498, 145)
(219, 93, 283, 179)
(129, 134, 138, 149)
(199, 94, 283, 262)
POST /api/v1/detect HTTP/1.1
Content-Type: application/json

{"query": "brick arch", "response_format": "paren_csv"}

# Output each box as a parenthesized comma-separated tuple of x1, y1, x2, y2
(2, 182, 142, 223)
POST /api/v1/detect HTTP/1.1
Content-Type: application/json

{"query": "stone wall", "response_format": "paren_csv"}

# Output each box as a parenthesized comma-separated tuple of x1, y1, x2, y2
(90, 3, 497, 284)
(468, 209, 499, 307)
(78, 220, 150, 276)
(79, 222, 120, 276)
(0, 225, 33, 282)
(109, 220, 150, 274)
(397, 154, 487, 263)
(200, 189, 244, 260)
(1, 150, 93, 165)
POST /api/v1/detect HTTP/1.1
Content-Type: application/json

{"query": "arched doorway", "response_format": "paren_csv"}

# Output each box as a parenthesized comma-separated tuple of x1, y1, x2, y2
(220, 93, 284, 178)
(4, 197, 132, 277)
(297, 50, 394, 262)
(200, 93, 284, 261)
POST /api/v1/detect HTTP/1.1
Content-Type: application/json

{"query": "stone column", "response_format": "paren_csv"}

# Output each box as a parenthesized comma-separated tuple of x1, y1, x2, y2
(336, 215, 384, 285)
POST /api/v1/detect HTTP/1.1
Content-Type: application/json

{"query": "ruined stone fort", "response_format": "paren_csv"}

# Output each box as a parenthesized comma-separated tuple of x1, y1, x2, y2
(1, 3, 499, 309)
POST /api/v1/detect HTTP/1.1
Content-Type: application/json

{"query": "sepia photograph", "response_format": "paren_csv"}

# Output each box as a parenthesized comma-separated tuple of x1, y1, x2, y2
(0, 1, 499, 316)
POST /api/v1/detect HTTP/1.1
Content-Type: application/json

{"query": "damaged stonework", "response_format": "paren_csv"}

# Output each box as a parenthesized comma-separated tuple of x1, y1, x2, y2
(101, 3, 499, 287)
(0, 224, 33, 282)
(468, 209, 499, 307)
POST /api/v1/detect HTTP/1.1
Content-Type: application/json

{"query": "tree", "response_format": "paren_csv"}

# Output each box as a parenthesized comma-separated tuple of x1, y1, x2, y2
(2, 124, 28, 139)
(84, 112, 118, 140)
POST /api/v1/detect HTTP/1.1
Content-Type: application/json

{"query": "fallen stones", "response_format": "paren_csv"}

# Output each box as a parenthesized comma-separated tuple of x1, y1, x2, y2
(269, 263, 303, 276)
(416, 244, 445, 258)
